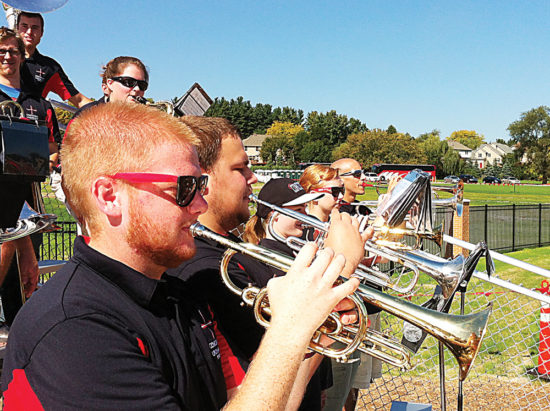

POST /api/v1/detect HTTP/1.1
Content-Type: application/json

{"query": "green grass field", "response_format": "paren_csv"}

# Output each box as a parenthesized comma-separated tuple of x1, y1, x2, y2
(357, 183, 550, 206)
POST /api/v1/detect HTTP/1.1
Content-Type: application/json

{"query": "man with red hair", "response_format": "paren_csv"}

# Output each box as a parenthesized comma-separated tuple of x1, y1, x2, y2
(2, 103, 361, 410)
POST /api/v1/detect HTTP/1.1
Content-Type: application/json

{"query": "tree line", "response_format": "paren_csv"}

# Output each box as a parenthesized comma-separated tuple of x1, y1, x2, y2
(53, 96, 549, 183)
(204, 97, 549, 183)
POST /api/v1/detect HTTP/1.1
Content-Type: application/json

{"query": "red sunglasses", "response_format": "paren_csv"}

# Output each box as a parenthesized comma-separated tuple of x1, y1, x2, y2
(109, 173, 208, 207)
(311, 186, 345, 198)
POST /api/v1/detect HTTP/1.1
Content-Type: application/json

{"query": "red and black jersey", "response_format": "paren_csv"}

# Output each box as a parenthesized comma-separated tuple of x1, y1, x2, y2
(2, 236, 227, 410)
(0, 88, 60, 144)
(20, 49, 79, 101)
(169, 230, 333, 410)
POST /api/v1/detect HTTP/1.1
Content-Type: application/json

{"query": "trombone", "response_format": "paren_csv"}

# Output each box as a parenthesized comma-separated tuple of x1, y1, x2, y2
(190, 223, 492, 381)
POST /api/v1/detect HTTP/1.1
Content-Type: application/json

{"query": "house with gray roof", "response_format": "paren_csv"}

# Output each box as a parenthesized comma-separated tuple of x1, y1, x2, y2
(242, 134, 269, 164)
(447, 140, 473, 160)
(471, 143, 514, 169)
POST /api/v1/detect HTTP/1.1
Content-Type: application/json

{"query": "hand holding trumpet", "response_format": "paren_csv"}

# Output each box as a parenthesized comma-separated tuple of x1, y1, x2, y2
(267, 243, 360, 343)
(324, 209, 373, 278)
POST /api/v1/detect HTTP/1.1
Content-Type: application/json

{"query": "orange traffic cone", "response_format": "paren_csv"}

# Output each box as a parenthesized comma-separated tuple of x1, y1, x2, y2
(536, 280, 550, 379)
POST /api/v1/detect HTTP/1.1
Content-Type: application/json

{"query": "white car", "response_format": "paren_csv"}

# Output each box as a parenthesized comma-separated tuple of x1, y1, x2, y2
(363, 172, 379, 182)
(502, 176, 521, 185)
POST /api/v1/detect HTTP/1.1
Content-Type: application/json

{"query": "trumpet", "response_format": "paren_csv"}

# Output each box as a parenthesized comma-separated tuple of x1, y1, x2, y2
(252, 194, 463, 299)
(266, 210, 421, 295)
(190, 223, 492, 381)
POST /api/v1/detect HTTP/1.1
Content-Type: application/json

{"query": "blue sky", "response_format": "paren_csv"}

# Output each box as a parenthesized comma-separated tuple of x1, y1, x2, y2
(23, 0, 550, 141)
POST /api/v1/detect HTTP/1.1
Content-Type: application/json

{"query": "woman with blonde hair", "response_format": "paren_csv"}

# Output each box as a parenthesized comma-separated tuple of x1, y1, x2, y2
(298, 164, 344, 240)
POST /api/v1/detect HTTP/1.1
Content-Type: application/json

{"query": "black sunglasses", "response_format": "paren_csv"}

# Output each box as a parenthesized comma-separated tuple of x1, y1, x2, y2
(340, 169, 363, 178)
(312, 186, 345, 198)
(109, 173, 208, 207)
(110, 76, 149, 91)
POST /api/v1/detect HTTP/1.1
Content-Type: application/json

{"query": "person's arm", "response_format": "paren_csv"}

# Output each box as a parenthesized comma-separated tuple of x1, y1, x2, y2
(49, 141, 59, 171)
(68, 93, 92, 108)
(0, 238, 38, 298)
(225, 244, 359, 410)
(0, 241, 16, 287)
(45, 101, 61, 171)
(14, 237, 39, 298)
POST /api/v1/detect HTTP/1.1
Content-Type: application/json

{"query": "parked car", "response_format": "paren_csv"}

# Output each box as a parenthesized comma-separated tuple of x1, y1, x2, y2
(483, 176, 502, 184)
(363, 172, 379, 182)
(502, 176, 521, 185)
(459, 174, 478, 183)
(444, 175, 460, 183)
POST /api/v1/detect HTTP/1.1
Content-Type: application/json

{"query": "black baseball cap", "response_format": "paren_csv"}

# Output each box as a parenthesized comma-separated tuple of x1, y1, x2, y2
(256, 178, 323, 218)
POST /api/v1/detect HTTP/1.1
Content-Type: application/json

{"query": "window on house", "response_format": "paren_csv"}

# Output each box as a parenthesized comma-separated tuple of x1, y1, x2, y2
(487, 153, 491, 157)
(478, 153, 482, 158)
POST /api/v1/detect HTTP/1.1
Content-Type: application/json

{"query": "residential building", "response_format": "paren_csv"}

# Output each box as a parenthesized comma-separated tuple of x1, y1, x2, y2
(447, 140, 473, 160)
(242, 134, 269, 164)
(471, 143, 514, 169)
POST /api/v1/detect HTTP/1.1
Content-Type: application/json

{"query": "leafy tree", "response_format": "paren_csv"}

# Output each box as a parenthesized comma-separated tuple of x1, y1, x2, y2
(272, 106, 304, 125)
(206, 96, 255, 137)
(206, 97, 306, 138)
(416, 130, 448, 178)
(447, 130, 485, 150)
(332, 129, 427, 166)
(508, 106, 550, 184)
(54, 107, 74, 126)
(260, 135, 296, 166)
(500, 161, 512, 178)
(483, 162, 501, 178)
(305, 110, 367, 147)
(386, 125, 397, 134)
(266, 121, 304, 138)
(441, 148, 463, 176)
(299, 140, 332, 163)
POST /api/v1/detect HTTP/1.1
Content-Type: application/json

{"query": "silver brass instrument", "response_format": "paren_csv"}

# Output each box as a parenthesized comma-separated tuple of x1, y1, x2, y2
(133, 96, 175, 116)
(353, 180, 465, 219)
(266, 210, 421, 295)
(190, 223, 492, 381)
(253, 194, 464, 299)
(2, 0, 69, 12)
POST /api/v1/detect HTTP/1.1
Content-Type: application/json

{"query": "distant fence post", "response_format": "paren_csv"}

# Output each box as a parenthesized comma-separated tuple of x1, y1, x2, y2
(539, 203, 542, 248)
(453, 199, 470, 256)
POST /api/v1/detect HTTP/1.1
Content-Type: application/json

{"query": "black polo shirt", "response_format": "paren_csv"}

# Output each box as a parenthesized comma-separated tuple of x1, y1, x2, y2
(2, 236, 226, 410)
(71, 96, 106, 119)
(0, 88, 60, 144)
(21, 49, 79, 100)
(168, 230, 271, 367)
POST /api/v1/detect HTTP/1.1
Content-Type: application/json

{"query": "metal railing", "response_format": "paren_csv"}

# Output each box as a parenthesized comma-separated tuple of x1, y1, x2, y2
(356, 276, 550, 410)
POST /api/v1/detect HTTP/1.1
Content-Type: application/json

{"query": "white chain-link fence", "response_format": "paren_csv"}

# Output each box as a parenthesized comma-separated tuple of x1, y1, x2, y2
(357, 278, 550, 410)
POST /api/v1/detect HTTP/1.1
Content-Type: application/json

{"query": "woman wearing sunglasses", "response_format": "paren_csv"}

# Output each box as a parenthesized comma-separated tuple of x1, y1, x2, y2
(299, 164, 366, 411)
(71, 56, 149, 119)
(298, 164, 344, 241)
